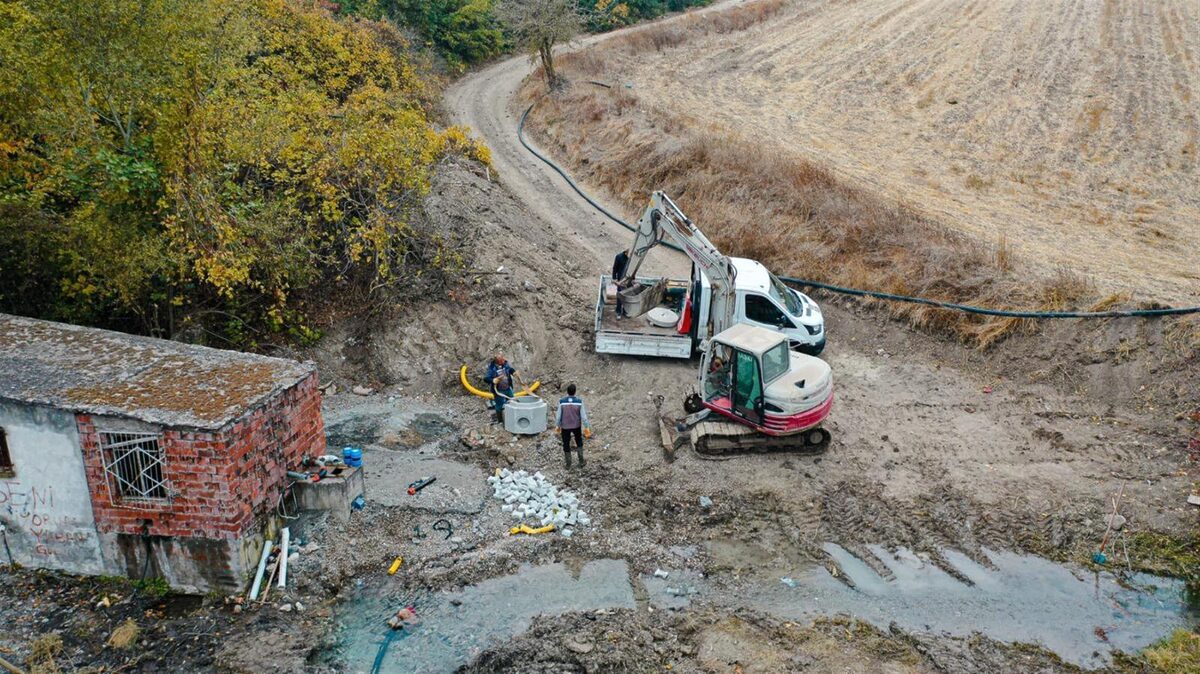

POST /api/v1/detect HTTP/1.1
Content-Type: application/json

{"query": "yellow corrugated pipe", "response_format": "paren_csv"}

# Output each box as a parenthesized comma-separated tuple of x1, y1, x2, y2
(459, 365, 540, 399)
(510, 523, 556, 536)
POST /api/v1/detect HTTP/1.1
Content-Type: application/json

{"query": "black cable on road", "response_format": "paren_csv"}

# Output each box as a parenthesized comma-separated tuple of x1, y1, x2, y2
(518, 102, 1200, 319)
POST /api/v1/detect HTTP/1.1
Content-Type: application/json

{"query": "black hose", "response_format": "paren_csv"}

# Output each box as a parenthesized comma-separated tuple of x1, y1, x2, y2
(517, 103, 1200, 319)
(370, 630, 398, 674)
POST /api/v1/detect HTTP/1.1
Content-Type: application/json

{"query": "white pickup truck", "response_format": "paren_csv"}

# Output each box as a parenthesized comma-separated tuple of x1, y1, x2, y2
(594, 256, 825, 359)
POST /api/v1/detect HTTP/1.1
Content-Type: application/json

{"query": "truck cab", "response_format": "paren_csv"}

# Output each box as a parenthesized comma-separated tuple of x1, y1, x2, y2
(728, 258, 824, 355)
(689, 258, 824, 355)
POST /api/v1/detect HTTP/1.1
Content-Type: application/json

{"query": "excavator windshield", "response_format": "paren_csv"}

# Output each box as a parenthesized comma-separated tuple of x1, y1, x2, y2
(761, 341, 790, 383)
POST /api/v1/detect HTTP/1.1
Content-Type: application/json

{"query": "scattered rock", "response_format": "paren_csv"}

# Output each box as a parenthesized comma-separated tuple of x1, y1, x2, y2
(279, 603, 293, 612)
(352, 385, 375, 396)
(564, 637, 595, 654)
(1105, 514, 1126, 531)
(698, 496, 713, 510)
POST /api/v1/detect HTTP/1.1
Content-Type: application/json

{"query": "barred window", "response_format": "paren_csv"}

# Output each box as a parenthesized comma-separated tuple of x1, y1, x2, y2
(99, 431, 168, 503)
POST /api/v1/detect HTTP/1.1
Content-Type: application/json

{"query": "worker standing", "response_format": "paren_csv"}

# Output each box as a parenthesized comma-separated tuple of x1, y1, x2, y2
(554, 384, 590, 468)
(612, 248, 631, 317)
(486, 353, 521, 424)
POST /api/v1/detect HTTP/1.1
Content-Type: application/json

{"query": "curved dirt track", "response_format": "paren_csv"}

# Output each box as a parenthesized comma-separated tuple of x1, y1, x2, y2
(445, 0, 749, 279)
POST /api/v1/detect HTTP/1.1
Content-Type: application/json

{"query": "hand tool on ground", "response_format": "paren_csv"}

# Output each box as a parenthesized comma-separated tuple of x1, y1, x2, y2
(407, 477, 436, 495)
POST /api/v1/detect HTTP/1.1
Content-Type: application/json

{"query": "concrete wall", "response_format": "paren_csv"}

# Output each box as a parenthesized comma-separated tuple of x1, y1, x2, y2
(0, 400, 106, 574)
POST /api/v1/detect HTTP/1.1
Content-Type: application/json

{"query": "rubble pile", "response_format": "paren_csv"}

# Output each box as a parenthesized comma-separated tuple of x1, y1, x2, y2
(488, 469, 590, 537)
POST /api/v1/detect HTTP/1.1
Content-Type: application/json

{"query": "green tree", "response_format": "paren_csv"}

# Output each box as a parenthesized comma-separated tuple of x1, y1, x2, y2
(498, 0, 586, 87)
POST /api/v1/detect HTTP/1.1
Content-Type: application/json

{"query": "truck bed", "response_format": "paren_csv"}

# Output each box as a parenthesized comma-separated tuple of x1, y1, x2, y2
(594, 276, 693, 359)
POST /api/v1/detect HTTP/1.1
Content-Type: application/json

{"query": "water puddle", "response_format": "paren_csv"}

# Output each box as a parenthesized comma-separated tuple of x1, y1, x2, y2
(755, 543, 1198, 668)
(331, 559, 635, 673)
(325, 404, 457, 450)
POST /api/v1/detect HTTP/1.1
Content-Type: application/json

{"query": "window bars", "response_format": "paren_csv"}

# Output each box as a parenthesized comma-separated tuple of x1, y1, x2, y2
(98, 431, 168, 504)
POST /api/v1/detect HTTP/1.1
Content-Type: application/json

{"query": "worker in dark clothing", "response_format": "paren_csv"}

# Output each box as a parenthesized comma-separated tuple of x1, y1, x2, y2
(554, 383, 591, 468)
(612, 248, 631, 317)
(486, 353, 520, 424)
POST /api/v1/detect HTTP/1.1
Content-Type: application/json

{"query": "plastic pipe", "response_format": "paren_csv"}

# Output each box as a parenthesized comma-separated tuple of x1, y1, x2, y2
(459, 365, 540, 399)
(249, 536, 272, 600)
(277, 527, 290, 589)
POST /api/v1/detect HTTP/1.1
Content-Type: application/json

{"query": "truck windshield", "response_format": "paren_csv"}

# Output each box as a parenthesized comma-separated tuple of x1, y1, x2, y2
(762, 341, 790, 384)
(767, 273, 802, 316)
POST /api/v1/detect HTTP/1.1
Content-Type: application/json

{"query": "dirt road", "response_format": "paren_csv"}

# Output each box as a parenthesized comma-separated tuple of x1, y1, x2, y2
(445, 0, 753, 280)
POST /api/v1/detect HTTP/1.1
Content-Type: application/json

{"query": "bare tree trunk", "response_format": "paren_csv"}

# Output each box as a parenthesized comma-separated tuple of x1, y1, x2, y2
(539, 39, 557, 88)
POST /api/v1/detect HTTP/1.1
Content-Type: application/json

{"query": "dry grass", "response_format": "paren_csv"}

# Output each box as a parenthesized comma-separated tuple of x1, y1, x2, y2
(600, 0, 788, 58)
(106, 619, 140, 649)
(523, 79, 1103, 347)
(27, 633, 63, 674)
(1143, 629, 1200, 674)
(604, 0, 1200, 301)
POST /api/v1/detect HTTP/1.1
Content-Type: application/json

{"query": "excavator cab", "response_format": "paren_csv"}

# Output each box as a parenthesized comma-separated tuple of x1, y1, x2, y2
(696, 324, 833, 437)
(700, 333, 772, 426)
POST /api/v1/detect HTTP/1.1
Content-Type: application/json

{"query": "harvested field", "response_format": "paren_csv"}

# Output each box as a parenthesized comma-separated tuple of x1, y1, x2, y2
(564, 0, 1200, 303)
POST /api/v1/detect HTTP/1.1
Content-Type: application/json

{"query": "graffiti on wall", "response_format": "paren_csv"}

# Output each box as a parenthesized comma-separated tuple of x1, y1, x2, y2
(0, 481, 91, 557)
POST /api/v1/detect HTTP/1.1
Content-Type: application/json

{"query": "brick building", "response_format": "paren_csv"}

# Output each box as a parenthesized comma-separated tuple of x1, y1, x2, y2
(0, 314, 325, 592)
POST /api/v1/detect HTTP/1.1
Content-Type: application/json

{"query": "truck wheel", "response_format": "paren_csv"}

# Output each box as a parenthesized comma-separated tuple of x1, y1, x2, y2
(683, 393, 705, 414)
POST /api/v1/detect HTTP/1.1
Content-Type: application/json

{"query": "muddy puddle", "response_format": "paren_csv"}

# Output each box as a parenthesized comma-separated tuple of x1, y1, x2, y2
(330, 559, 635, 673)
(324, 403, 458, 450)
(755, 543, 1198, 668)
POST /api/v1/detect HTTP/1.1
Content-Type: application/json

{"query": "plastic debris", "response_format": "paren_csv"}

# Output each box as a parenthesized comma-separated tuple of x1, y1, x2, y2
(654, 569, 670, 579)
(780, 577, 799, 588)
(488, 468, 590, 536)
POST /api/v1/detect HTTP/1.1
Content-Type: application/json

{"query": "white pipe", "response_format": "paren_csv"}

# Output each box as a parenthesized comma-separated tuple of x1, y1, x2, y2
(249, 536, 272, 601)
(277, 527, 290, 589)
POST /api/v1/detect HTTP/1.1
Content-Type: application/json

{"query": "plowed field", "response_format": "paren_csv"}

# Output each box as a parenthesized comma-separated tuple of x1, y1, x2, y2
(626, 0, 1200, 300)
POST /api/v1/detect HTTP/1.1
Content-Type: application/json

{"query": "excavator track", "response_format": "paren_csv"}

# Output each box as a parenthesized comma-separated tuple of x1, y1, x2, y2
(691, 419, 830, 460)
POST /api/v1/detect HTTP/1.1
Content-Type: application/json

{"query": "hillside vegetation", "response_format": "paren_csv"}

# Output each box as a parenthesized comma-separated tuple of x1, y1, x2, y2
(0, 0, 488, 346)
(523, 0, 1200, 349)
(336, 0, 713, 71)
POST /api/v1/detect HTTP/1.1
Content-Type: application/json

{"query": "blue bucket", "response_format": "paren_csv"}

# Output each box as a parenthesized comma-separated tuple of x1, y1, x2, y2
(342, 446, 363, 467)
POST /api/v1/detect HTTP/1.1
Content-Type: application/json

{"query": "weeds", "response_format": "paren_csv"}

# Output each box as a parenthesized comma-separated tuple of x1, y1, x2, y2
(134, 576, 171, 599)
(611, 0, 788, 55)
(27, 633, 63, 674)
(106, 619, 140, 650)
(523, 81, 1099, 346)
(1140, 629, 1200, 674)
(1124, 530, 1200, 590)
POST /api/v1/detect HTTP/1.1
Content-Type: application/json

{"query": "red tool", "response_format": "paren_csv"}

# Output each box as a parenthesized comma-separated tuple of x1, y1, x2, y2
(407, 477, 436, 496)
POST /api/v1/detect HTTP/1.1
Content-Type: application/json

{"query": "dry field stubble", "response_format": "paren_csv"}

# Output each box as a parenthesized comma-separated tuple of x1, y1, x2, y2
(523, 0, 1200, 347)
(611, 0, 1200, 302)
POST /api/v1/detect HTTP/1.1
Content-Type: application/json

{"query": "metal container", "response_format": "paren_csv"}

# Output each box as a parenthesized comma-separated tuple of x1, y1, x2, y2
(503, 395, 548, 435)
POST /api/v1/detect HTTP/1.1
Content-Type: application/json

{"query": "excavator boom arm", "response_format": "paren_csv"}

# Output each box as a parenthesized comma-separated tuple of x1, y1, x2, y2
(623, 191, 738, 335)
